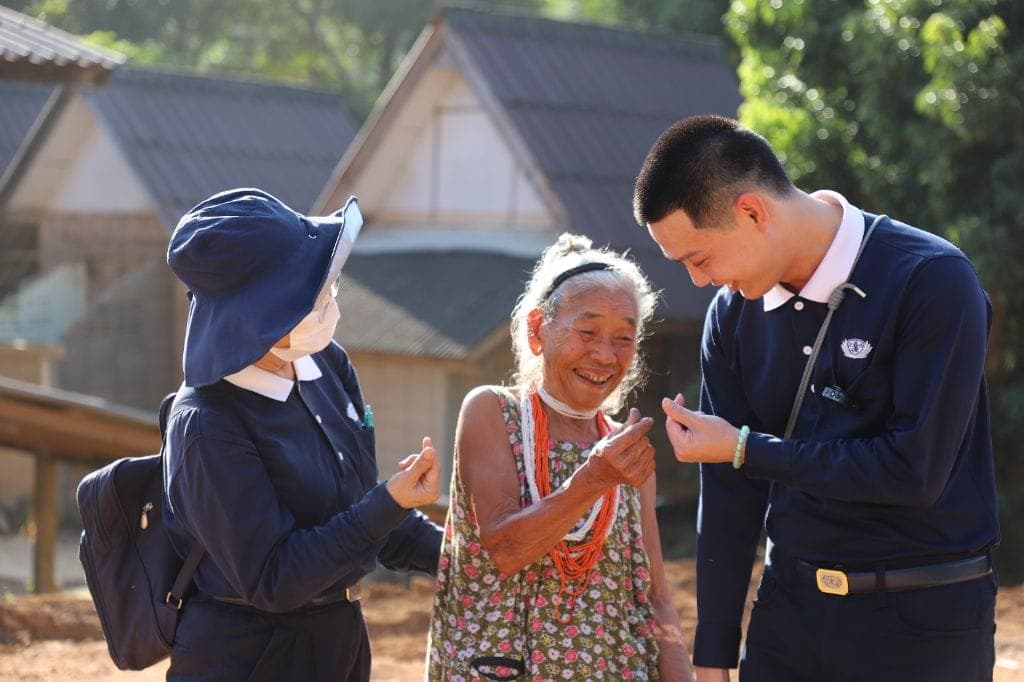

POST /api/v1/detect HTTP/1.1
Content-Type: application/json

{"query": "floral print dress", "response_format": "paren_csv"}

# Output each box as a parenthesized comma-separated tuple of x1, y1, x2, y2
(426, 387, 661, 681)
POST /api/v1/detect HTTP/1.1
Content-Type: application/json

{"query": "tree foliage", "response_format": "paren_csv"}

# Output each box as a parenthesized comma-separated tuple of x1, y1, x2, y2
(727, 0, 1024, 580)
(547, 0, 730, 39)
(9, 0, 540, 121)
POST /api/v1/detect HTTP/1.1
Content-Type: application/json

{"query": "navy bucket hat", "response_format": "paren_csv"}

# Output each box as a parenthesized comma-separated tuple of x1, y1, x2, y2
(167, 188, 362, 387)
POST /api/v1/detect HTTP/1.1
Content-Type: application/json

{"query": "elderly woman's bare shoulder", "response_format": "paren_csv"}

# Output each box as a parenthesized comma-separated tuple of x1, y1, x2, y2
(458, 385, 519, 432)
(461, 384, 520, 409)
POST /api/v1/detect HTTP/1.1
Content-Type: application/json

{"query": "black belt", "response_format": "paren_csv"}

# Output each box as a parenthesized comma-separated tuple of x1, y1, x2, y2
(792, 555, 991, 595)
(204, 580, 363, 608)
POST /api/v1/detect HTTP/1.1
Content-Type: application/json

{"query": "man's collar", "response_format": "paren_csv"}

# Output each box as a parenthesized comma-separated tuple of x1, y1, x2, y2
(763, 190, 864, 311)
(223, 355, 323, 401)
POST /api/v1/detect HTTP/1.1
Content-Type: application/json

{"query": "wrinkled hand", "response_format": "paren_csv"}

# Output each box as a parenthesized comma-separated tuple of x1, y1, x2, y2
(695, 667, 731, 682)
(386, 437, 441, 509)
(662, 394, 740, 464)
(584, 408, 656, 488)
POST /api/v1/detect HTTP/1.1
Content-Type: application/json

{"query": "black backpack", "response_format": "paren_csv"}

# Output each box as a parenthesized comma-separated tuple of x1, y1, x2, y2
(76, 392, 204, 670)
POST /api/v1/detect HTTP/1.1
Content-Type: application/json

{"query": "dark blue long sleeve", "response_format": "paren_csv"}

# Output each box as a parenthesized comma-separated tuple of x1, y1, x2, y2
(379, 511, 443, 574)
(693, 294, 771, 668)
(167, 422, 407, 612)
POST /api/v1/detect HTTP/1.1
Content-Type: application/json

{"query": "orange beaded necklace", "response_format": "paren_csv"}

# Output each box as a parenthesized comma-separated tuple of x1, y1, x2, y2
(530, 391, 617, 622)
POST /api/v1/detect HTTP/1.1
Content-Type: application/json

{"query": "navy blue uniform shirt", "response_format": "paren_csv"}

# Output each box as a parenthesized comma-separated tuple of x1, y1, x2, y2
(163, 342, 442, 613)
(692, 212, 1000, 667)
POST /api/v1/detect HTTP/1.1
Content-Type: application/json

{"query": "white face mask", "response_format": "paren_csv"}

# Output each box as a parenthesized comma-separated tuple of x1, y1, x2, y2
(270, 297, 340, 362)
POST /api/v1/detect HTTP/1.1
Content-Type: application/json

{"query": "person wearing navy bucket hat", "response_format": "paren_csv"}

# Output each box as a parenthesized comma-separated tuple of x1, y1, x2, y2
(162, 188, 443, 681)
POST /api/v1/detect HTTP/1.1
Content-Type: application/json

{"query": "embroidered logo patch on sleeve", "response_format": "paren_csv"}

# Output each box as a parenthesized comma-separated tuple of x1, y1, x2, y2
(841, 338, 873, 359)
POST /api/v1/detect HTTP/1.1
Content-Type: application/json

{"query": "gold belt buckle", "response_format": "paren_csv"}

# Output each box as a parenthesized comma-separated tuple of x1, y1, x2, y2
(345, 581, 363, 602)
(815, 568, 849, 596)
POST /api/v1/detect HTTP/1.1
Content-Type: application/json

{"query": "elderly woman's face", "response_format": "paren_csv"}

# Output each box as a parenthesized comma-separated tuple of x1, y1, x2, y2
(533, 284, 639, 411)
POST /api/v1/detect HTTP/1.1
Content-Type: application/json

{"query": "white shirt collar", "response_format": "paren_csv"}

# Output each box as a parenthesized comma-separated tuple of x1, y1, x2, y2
(762, 190, 864, 311)
(223, 355, 323, 401)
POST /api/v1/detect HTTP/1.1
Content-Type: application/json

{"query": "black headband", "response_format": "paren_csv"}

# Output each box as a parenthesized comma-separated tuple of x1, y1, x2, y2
(543, 261, 612, 300)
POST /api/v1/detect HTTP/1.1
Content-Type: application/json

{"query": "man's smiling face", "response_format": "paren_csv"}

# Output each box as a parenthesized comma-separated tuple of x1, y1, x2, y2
(647, 206, 782, 300)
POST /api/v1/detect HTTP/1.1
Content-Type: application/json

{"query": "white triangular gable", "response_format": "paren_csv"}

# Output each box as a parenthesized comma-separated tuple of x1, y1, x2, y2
(319, 39, 559, 255)
(6, 93, 151, 215)
(382, 73, 549, 225)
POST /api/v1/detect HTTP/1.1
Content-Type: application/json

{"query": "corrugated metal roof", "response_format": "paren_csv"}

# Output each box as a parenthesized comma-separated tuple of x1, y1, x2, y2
(86, 67, 357, 227)
(0, 79, 53, 179)
(337, 251, 534, 358)
(0, 5, 123, 83)
(443, 6, 742, 319)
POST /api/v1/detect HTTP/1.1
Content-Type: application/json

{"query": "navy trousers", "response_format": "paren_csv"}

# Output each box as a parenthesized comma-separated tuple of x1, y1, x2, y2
(168, 595, 371, 681)
(740, 557, 997, 681)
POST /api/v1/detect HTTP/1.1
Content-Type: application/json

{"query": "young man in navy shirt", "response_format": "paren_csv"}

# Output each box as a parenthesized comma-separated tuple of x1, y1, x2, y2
(633, 115, 999, 681)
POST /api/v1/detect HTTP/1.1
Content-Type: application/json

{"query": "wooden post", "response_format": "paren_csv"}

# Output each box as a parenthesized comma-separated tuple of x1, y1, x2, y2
(33, 451, 58, 593)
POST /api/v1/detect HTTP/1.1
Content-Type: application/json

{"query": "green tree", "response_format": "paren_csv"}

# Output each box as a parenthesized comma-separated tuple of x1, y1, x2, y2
(727, 0, 1024, 580)
(10, 0, 541, 121)
(546, 0, 731, 40)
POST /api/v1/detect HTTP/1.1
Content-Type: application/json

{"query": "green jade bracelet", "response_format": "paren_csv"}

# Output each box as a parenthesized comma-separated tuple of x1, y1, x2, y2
(733, 425, 750, 469)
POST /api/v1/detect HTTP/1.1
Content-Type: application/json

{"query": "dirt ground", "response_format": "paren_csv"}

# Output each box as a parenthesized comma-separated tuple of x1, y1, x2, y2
(0, 558, 1021, 681)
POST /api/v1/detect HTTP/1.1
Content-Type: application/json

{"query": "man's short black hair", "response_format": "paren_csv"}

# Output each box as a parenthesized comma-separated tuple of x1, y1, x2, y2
(633, 114, 794, 228)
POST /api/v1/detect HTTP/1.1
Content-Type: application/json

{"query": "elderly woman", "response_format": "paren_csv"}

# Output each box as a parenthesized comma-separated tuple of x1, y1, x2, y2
(162, 188, 443, 681)
(427, 234, 693, 681)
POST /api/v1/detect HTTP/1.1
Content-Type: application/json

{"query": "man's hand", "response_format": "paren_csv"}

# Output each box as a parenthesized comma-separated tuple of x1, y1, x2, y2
(695, 666, 731, 682)
(583, 408, 656, 487)
(386, 436, 441, 508)
(662, 394, 740, 464)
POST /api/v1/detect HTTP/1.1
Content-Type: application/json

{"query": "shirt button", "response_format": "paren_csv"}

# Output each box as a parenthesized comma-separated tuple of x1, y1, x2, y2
(793, 301, 805, 311)
(337, 451, 344, 461)
(802, 345, 813, 356)
(315, 415, 323, 424)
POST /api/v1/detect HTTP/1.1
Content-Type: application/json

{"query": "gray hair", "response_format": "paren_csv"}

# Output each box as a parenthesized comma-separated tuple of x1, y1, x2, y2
(510, 233, 658, 413)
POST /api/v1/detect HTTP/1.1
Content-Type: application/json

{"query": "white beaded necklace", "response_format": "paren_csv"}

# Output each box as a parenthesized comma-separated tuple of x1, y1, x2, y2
(537, 384, 600, 419)
(521, 391, 618, 543)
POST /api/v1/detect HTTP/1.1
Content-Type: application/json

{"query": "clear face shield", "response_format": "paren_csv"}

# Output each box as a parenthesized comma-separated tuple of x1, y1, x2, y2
(305, 198, 363, 324)
(271, 199, 362, 361)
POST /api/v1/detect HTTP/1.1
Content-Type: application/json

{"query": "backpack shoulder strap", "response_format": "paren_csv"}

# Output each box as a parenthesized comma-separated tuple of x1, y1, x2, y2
(158, 392, 176, 440)
(166, 543, 204, 609)
(159, 389, 205, 607)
